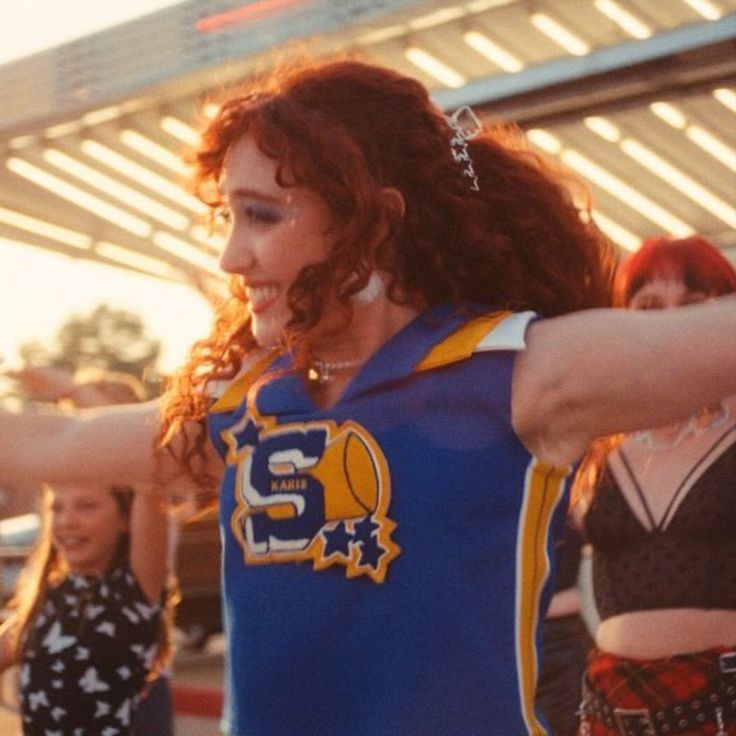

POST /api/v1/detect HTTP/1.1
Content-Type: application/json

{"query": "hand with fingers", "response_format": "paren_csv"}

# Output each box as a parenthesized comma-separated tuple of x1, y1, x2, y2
(5, 365, 77, 403)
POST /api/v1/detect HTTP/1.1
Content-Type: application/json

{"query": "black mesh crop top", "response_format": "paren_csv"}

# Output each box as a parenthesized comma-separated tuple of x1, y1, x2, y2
(583, 429, 736, 622)
(552, 518, 584, 594)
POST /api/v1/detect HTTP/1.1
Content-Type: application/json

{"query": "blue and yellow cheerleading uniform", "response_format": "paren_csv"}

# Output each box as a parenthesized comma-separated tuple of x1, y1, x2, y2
(207, 304, 572, 736)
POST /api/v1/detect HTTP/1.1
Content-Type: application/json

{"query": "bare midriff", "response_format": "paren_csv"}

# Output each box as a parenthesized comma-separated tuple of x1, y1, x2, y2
(596, 608, 736, 659)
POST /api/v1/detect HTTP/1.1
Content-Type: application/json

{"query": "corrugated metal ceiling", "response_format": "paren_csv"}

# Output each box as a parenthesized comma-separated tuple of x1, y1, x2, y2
(0, 0, 733, 284)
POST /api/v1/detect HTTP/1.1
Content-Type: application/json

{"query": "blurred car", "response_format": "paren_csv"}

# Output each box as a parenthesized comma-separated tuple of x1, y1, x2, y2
(0, 505, 222, 650)
(172, 505, 223, 650)
(0, 513, 38, 603)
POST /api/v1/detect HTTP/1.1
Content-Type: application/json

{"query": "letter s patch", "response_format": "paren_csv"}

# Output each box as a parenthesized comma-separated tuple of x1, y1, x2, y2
(221, 414, 399, 583)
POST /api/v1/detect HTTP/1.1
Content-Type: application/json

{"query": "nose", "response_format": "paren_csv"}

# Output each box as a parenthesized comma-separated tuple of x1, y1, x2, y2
(219, 230, 256, 276)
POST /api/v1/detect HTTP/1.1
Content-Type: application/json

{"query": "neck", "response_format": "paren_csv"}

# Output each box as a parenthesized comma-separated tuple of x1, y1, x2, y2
(313, 299, 419, 367)
(306, 298, 421, 401)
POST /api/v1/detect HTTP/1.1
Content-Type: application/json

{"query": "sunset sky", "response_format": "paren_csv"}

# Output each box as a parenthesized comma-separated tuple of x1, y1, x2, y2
(0, 1, 214, 373)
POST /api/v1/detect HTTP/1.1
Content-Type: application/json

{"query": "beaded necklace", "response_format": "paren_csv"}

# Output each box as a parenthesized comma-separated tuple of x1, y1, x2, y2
(308, 358, 363, 383)
(630, 402, 732, 452)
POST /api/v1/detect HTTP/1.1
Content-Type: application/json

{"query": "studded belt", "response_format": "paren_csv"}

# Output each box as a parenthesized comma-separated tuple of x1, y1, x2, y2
(578, 651, 736, 736)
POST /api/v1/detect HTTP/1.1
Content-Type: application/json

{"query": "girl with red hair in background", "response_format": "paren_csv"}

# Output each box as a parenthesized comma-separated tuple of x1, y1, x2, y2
(577, 235, 736, 736)
(0, 59, 735, 735)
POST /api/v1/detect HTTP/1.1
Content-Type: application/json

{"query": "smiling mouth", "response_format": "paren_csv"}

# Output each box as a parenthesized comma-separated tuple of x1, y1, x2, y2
(246, 284, 279, 314)
(56, 537, 88, 553)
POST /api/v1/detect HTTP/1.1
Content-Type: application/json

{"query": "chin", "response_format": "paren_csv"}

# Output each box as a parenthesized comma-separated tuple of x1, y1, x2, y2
(251, 318, 286, 348)
(63, 552, 104, 575)
(67, 561, 95, 575)
(252, 331, 283, 348)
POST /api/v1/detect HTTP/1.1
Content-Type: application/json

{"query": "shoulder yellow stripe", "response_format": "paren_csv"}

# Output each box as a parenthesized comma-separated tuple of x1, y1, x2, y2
(414, 310, 510, 372)
(210, 349, 283, 414)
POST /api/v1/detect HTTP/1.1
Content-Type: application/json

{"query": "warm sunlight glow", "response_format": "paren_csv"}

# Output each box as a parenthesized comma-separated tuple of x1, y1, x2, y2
(0, 1, 187, 65)
(0, 241, 213, 373)
(0, 1, 205, 373)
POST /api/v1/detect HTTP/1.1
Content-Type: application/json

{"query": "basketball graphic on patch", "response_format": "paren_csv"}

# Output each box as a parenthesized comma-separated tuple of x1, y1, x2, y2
(312, 429, 380, 521)
(343, 430, 380, 512)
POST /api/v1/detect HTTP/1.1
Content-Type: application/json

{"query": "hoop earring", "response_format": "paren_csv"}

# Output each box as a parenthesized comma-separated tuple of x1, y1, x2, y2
(351, 271, 384, 305)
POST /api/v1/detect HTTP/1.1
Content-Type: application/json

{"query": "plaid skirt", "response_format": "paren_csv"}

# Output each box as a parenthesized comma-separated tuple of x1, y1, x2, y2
(578, 646, 736, 735)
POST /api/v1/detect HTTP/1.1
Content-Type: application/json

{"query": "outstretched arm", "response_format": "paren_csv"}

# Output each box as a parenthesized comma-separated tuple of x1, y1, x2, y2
(0, 400, 218, 489)
(6, 366, 96, 405)
(513, 295, 736, 466)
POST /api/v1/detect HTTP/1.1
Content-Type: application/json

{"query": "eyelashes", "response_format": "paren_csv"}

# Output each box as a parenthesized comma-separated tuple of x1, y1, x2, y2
(243, 203, 284, 225)
(215, 202, 295, 228)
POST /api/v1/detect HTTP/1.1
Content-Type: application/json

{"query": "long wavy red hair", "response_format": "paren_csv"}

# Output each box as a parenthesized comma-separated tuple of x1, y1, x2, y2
(160, 56, 616, 478)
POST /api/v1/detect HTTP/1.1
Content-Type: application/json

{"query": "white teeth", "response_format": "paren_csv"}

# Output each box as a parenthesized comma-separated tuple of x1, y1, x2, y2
(246, 285, 278, 306)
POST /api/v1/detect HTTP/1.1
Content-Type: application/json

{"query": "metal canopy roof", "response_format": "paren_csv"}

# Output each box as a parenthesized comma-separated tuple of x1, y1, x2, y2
(0, 0, 734, 285)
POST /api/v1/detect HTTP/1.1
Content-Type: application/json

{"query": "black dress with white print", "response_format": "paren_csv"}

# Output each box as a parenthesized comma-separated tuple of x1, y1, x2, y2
(19, 563, 161, 736)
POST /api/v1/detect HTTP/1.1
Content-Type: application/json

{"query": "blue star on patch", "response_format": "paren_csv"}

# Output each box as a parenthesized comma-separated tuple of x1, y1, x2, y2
(322, 522, 353, 556)
(231, 418, 260, 449)
(353, 516, 379, 543)
(358, 535, 385, 570)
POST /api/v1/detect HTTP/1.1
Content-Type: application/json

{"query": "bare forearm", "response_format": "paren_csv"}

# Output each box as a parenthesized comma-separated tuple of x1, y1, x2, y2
(0, 401, 166, 487)
(129, 491, 171, 603)
(0, 407, 69, 485)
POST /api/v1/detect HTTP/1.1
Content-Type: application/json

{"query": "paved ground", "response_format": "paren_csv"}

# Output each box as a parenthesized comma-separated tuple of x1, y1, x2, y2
(172, 635, 225, 736)
(0, 635, 225, 735)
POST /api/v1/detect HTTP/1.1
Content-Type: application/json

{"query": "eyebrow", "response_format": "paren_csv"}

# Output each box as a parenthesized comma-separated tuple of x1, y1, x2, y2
(226, 187, 284, 204)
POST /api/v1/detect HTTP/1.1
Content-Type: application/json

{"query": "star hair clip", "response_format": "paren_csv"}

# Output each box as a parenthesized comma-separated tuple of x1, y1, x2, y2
(444, 105, 482, 192)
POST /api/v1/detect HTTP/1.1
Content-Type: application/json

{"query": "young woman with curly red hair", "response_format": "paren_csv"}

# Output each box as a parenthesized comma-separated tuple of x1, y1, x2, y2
(1, 59, 735, 735)
(575, 235, 736, 736)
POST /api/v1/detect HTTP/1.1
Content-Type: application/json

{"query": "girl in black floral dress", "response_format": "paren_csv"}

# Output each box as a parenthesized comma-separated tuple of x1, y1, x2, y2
(0, 482, 174, 735)
(0, 369, 178, 735)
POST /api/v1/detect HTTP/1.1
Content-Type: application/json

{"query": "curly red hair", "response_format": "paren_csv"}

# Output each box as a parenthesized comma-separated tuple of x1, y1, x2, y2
(160, 56, 616, 478)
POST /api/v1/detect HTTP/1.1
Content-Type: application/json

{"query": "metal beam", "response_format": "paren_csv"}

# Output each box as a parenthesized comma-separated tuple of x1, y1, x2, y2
(433, 16, 736, 124)
(0, 0, 423, 138)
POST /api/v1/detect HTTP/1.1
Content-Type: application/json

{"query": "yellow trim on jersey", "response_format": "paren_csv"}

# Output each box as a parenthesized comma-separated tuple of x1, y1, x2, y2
(515, 458, 570, 736)
(212, 310, 513, 410)
(414, 310, 510, 372)
(210, 349, 283, 414)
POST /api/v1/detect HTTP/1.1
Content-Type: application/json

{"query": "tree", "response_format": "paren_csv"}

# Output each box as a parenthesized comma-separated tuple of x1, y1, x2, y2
(18, 304, 161, 395)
